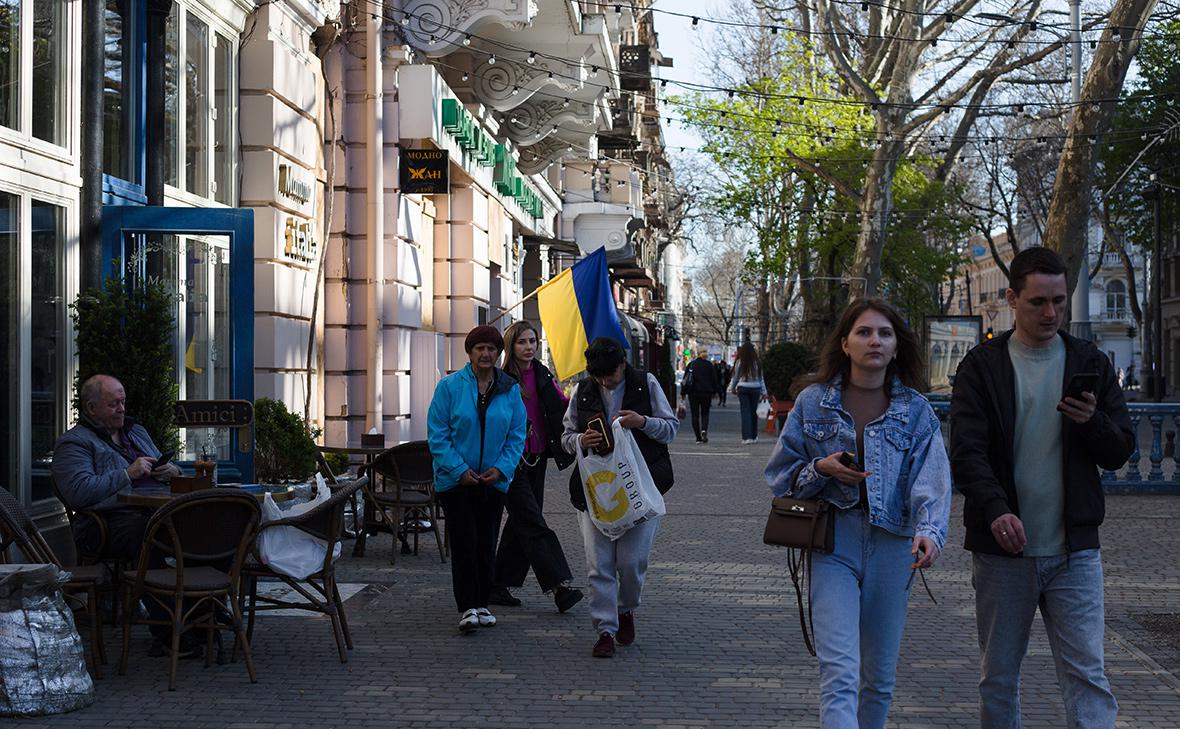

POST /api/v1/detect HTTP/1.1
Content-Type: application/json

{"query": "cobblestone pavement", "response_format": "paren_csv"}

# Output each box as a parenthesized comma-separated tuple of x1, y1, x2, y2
(15, 406, 1180, 728)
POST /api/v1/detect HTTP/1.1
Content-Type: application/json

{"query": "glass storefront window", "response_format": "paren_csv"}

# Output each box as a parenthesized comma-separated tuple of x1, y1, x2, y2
(31, 0, 64, 144)
(103, 0, 133, 178)
(29, 200, 61, 502)
(184, 13, 208, 196)
(213, 32, 232, 204)
(0, 0, 18, 131)
(164, 2, 178, 187)
(0, 193, 16, 495)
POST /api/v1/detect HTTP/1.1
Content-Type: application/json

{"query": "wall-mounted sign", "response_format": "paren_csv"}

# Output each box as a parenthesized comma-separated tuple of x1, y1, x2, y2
(278, 164, 314, 205)
(283, 216, 317, 263)
(400, 149, 449, 194)
(175, 400, 254, 428)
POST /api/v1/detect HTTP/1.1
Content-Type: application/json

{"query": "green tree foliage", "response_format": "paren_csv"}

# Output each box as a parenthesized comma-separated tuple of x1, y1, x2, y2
(1097, 20, 1180, 254)
(762, 341, 817, 400)
(254, 397, 319, 484)
(70, 278, 180, 452)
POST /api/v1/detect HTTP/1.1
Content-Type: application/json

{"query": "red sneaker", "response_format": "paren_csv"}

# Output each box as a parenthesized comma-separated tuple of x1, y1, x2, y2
(617, 612, 635, 646)
(592, 632, 615, 658)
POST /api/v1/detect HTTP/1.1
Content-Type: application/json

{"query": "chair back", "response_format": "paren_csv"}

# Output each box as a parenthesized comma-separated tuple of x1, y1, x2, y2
(0, 487, 62, 567)
(370, 441, 434, 492)
(287, 477, 365, 544)
(140, 490, 260, 576)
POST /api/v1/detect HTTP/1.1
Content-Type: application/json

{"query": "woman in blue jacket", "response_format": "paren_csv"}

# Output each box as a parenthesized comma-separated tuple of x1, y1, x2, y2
(428, 325, 527, 634)
(764, 299, 951, 729)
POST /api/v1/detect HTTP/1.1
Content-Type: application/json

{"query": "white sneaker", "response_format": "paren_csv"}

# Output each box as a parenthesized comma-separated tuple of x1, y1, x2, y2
(459, 608, 480, 633)
(476, 607, 497, 627)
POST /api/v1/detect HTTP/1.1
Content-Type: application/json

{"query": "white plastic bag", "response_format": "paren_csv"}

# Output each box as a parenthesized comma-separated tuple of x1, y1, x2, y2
(576, 419, 666, 541)
(756, 399, 771, 421)
(257, 474, 341, 580)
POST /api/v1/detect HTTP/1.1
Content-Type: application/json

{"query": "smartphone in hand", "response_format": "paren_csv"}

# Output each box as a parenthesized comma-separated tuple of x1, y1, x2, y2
(153, 449, 176, 469)
(586, 416, 613, 454)
(838, 451, 864, 472)
(1063, 372, 1099, 402)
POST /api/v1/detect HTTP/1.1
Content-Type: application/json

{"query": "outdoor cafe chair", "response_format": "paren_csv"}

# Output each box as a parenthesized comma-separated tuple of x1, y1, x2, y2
(52, 476, 126, 623)
(240, 476, 366, 663)
(118, 489, 260, 691)
(0, 486, 109, 678)
(363, 441, 446, 564)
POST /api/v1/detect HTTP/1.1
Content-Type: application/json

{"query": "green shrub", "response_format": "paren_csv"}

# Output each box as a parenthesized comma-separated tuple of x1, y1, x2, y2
(71, 278, 180, 452)
(323, 451, 351, 477)
(763, 342, 818, 401)
(254, 397, 319, 483)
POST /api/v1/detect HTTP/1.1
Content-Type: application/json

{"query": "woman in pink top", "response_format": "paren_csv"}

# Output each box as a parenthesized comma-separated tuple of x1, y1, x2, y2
(488, 321, 584, 613)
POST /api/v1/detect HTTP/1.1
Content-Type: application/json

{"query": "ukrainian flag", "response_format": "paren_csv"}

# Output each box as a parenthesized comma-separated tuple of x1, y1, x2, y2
(536, 247, 629, 379)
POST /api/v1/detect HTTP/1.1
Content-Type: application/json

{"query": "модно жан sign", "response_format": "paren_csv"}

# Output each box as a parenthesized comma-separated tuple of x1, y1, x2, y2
(400, 149, 449, 194)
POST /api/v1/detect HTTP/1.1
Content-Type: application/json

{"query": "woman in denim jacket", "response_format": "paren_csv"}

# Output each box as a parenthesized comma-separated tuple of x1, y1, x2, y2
(764, 298, 951, 729)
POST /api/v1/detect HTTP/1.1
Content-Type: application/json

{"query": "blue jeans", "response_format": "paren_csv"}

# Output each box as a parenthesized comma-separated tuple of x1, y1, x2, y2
(737, 388, 761, 441)
(973, 549, 1117, 729)
(810, 508, 914, 729)
(578, 512, 661, 637)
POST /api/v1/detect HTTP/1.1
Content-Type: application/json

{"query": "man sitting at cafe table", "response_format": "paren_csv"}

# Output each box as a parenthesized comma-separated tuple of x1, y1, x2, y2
(51, 374, 199, 656)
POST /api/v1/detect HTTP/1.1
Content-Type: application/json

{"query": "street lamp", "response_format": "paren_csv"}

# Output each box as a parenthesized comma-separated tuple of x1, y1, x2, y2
(1141, 174, 1163, 400)
(978, 1, 1089, 339)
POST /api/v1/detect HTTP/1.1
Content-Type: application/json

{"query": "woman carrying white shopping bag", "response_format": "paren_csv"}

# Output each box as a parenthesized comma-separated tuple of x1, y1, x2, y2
(561, 337, 679, 658)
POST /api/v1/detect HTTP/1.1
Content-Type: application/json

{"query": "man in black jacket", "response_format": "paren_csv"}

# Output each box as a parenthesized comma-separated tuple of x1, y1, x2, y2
(950, 247, 1134, 729)
(683, 352, 720, 443)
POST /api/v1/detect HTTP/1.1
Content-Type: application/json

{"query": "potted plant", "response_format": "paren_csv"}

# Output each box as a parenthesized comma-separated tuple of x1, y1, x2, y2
(253, 397, 319, 485)
(70, 278, 180, 452)
(762, 342, 817, 429)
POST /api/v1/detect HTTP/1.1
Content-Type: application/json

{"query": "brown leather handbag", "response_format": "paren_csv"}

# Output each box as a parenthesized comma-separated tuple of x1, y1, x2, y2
(763, 496, 834, 657)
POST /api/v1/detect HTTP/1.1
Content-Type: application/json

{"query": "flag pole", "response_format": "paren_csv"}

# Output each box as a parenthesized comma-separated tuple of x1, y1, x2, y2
(487, 286, 544, 327)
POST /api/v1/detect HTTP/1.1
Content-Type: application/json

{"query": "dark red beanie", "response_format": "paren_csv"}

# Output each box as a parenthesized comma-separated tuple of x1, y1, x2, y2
(464, 325, 504, 353)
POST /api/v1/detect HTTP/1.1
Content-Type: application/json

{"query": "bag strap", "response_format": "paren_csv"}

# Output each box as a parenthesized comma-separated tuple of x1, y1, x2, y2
(786, 509, 822, 657)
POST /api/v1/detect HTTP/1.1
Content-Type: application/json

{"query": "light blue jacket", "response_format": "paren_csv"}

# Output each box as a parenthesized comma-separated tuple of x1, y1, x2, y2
(764, 375, 952, 549)
(427, 364, 527, 493)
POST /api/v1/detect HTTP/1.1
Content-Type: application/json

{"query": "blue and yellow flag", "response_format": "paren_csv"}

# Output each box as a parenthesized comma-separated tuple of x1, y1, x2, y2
(536, 247, 629, 379)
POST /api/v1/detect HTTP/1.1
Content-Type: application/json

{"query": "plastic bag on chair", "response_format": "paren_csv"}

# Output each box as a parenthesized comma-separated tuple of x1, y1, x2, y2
(576, 419, 666, 541)
(258, 474, 341, 580)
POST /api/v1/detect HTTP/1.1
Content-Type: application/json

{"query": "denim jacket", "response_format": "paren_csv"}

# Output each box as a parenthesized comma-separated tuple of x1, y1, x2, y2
(764, 375, 952, 549)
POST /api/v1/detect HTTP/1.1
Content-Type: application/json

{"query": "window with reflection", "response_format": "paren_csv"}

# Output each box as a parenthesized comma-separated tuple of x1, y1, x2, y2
(0, 193, 15, 495)
(164, 2, 178, 186)
(184, 13, 208, 196)
(103, 0, 134, 178)
(213, 32, 232, 204)
(0, 0, 19, 131)
(30, 200, 62, 501)
(178, 236, 232, 460)
(31, 0, 64, 144)
(1106, 279, 1128, 320)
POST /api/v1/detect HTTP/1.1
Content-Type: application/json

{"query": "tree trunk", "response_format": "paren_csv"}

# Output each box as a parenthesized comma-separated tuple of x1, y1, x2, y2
(848, 141, 902, 299)
(1042, 0, 1159, 293)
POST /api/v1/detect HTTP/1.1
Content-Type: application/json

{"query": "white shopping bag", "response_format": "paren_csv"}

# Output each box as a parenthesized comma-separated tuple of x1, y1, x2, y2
(577, 419, 666, 541)
(756, 399, 771, 421)
(257, 474, 341, 580)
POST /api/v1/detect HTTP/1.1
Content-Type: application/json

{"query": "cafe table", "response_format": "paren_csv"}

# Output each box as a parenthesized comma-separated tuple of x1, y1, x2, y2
(118, 484, 296, 509)
(317, 444, 388, 557)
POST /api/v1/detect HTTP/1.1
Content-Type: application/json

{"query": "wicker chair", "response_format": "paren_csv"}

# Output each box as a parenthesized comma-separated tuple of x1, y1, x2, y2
(360, 441, 446, 564)
(0, 487, 109, 678)
(240, 477, 366, 663)
(118, 489, 260, 691)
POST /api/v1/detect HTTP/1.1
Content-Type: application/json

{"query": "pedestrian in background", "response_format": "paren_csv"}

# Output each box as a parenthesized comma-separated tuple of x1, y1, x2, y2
(950, 247, 1134, 728)
(563, 337, 678, 658)
(764, 299, 952, 729)
(730, 342, 766, 444)
(715, 359, 732, 406)
(488, 320, 584, 613)
(427, 325, 526, 634)
(682, 351, 720, 443)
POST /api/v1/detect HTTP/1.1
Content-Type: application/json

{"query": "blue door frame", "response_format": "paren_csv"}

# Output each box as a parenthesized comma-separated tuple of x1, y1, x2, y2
(101, 205, 255, 482)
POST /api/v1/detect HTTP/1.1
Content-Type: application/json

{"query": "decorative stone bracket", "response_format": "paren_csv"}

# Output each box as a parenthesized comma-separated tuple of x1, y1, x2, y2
(400, 0, 538, 56)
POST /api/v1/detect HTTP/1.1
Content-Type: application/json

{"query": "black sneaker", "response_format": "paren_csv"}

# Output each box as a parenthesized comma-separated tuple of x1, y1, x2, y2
(488, 586, 522, 607)
(554, 585, 584, 613)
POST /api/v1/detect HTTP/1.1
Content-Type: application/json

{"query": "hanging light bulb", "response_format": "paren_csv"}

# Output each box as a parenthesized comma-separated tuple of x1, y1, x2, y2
(590, 65, 599, 78)
(461, 71, 470, 82)
(462, 34, 472, 46)
(692, 17, 699, 29)
(488, 54, 496, 64)
(527, 52, 537, 64)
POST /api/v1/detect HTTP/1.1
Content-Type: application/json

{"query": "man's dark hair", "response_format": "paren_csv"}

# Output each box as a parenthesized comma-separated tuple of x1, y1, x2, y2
(584, 337, 627, 377)
(1009, 246, 1066, 294)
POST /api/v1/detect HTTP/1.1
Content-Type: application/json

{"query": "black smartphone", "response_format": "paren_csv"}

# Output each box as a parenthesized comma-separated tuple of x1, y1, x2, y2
(838, 451, 863, 472)
(153, 449, 176, 469)
(1063, 372, 1100, 402)
(586, 416, 613, 452)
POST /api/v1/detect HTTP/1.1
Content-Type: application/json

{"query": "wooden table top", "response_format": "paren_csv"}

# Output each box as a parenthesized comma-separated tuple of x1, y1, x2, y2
(317, 444, 388, 456)
(118, 485, 296, 508)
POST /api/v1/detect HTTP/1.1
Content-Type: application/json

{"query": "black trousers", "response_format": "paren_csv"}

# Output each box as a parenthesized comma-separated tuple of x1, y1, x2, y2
(438, 484, 503, 612)
(493, 457, 572, 593)
(688, 393, 713, 440)
(717, 387, 728, 406)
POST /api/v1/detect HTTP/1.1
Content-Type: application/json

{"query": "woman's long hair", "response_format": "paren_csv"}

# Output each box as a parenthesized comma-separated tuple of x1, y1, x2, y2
(804, 298, 926, 391)
(501, 320, 540, 397)
(735, 342, 761, 381)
